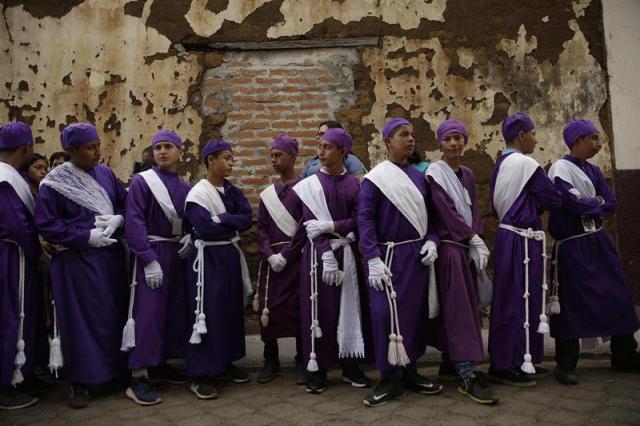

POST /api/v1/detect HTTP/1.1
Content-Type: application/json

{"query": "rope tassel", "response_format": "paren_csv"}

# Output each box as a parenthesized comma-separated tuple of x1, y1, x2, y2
(121, 257, 138, 352)
(11, 246, 27, 385)
(48, 300, 63, 376)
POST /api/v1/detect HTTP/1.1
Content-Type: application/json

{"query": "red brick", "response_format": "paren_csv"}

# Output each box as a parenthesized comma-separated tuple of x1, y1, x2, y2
(233, 130, 255, 139)
(241, 158, 271, 167)
(271, 121, 298, 129)
(286, 130, 317, 138)
(227, 77, 253, 85)
(255, 114, 283, 121)
(287, 78, 313, 85)
(270, 69, 299, 76)
(226, 113, 254, 121)
(285, 94, 317, 102)
(255, 78, 280, 85)
(305, 102, 330, 110)
(241, 121, 270, 130)
(254, 96, 281, 103)
(229, 95, 255, 103)
(286, 113, 315, 120)
(242, 139, 270, 148)
(236, 87, 271, 94)
(240, 104, 265, 111)
(255, 130, 280, 139)
(241, 177, 270, 186)
(267, 105, 294, 112)
(271, 86, 300, 93)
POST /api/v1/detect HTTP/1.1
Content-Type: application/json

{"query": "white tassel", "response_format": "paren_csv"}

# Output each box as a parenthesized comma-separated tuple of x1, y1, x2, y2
(312, 320, 323, 338)
(395, 335, 410, 367)
(306, 352, 319, 372)
(11, 368, 24, 386)
(548, 296, 561, 314)
(189, 324, 201, 345)
(120, 318, 136, 351)
(196, 313, 207, 334)
(387, 333, 398, 366)
(252, 294, 260, 313)
(521, 353, 535, 374)
(14, 339, 26, 367)
(48, 337, 63, 373)
(260, 308, 270, 328)
(537, 314, 550, 334)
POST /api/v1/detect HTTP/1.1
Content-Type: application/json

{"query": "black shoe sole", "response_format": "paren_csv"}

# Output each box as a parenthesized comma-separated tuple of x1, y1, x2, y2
(305, 386, 326, 394)
(488, 374, 536, 387)
(406, 383, 444, 395)
(125, 388, 162, 406)
(190, 384, 218, 400)
(363, 391, 406, 407)
(457, 386, 499, 405)
(0, 398, 39, 410)
(341, 376, 371, 388)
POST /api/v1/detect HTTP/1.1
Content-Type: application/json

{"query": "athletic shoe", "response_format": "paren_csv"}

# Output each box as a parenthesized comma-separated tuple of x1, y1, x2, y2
(553, 367, 578, 385)
(488, 368, 536, 387)
(363, 379, 405, 407)
(305, 370, 327, 394)
(257, 358, 281, 384)
(403, 370, 443, 395)
(148, 365, 189, 384)
(67, 384, 89, 409)
(341, 366, 371, 388)
(458, 372, 498, 405)
(126, 377, 162, 406)
(225, 364, 250, 384)
(190, 377, 218, 399)
(527, 365, 549, 379)
(0, 387, 38, 410)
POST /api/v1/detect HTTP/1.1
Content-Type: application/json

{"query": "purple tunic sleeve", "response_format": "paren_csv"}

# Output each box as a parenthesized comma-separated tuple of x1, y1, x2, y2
(593, 166, 616, 216)
(35, 185, 91, 250)
(529, 168, 562, 212)
(553, 178, 603, 216)
(0, 182, 41, 262)
(216, 186, 253, 232)
(257, 201, 274, 259)
(334, 188, 359, 237)
(125, 175, 157, 266)
(357, 179, 383, 261)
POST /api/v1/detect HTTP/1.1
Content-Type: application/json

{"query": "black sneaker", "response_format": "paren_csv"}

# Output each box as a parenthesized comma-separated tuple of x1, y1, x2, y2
(527, 365, 549, 379)
(190, 377, 218, 400)
(488, 368, 536, 387)
(438, 361, 458, 381)
(341, 366, 371, 388)
(363, 378, 405, 407)
(458, 372, 498, 405)
(67, 384, 89, 409)
(148, 365, 189, 384)
(126, 377, 162, 406)
(305, 370, 327, 394)
(403, 371, 443, 395)
(225, 364, 250, 384)
(294, 357, 307, 385)
(0, 386, 38, 410)
(257, 358, 281, 384)
(553, 367, 578, 385)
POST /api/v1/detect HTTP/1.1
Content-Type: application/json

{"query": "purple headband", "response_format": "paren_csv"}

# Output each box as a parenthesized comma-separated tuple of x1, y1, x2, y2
(0, 121, 33, 149)
(502, 112, 535, 142)
(271, 134, 299, 157)
(152, 130, 182, 148)
(563, 119, 599, 148)
(382, 118, 412, 140)
(61, 123, 99, 150)
(202, 139, 232, 159)
(437, 119, 468, 145)
(322, 128, 353, 152)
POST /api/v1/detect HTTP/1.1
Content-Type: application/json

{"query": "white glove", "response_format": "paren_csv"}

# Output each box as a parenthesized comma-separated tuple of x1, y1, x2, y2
(303, 220, 334, 240)
(267, 253, 287, 272)
(177, 234, 193, 259)
(88, 228, 117, 248)
(212, 215, 221, 224)
(420, 240, 438, 266)
(321, 250, 342, 286)
(144, 260, 163, 289)
(95, 214, 124, 238)
(468, 235, 490, 270)
(368, 257, 392, 291)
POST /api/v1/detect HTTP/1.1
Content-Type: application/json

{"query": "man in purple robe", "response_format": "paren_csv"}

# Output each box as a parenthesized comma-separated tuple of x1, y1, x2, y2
(293, 128, 372, 394)
(122, 130, 192, 405)
(255, 135, 306, 384)
(184, 140, 252, 400)
(488, 113, 561, 387)
(35, 123, 128, 408)
(427, 119, 496, 404)
(358, 118, 443, 407)
(548, 119, 639, 384)
(0, 122, 41, 410)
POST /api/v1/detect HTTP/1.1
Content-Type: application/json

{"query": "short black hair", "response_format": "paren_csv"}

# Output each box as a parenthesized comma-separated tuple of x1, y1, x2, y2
(27, 153, 47, 168)
(49, 151, 69, 167)
(142, 145, 154, 155)
(319, 120, 343, 130)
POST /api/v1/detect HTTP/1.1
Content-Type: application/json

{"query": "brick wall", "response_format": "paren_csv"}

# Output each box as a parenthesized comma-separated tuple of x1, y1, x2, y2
(200, 48, 360, 208)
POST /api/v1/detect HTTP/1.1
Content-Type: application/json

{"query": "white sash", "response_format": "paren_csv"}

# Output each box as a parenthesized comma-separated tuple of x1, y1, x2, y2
(139, 169, 182, 235)
(364, 160, 427, 237)
(426, 160, 473, 227)
(40, 162, 113, 215)
(259, 184, 298, 238)
(293, 174, 365, 358)
(493, 153, 539, 221)
(0, 162, 35, 214)
(548, 159, 596, 199)
(185, 179, 253, 304)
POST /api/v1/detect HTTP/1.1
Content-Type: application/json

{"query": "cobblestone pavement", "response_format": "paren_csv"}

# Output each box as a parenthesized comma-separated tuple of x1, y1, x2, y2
(2, 358, 639, 425)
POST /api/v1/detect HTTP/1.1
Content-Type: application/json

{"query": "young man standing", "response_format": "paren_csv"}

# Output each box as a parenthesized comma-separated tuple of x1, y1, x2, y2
(358, 118, 444, 407)
(294, 128, 372, 394)
(122, 130, 192, 405)
(255, 135, 306, 384)
(548, 119, 639, 384)
(0, 122, 42, 410)
(35, 123, 128, 408)
(488, 113, 561, 387)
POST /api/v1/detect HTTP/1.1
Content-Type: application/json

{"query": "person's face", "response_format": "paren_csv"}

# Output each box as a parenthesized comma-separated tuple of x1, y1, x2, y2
(51, 156, 66, 168)
(69, 141, 101, 170)
(208, 150, 234, 178)
(153, 142, 181, 168)
(440, 131, 465, 161)
(316, 124, 329, 142)
(141, 150, 153, 165)
(386, 124, 415, 160)
(318, 139, 345, 169)
(519, 129, 537, 154)
(27, 159, 48, 185)
(271, 148, 295, 174)
(575, 133, 602, 159)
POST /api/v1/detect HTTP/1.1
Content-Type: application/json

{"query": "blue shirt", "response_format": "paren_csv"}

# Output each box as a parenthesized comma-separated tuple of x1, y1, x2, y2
(301, 153, 367, 178)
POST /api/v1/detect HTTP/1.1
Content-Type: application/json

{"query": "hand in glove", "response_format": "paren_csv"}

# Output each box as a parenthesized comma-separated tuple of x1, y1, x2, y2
(144, 260, 163, 289)
(303, 220, 334, 240)
(95, 214, 124, 238)
(419, 240, 438, 266)
(88, 228, 117, 248)
(267, 253, 287, 272)
(368, 257, 392, 291)
(212, 215, 222, 224)
(468, 235, 490, 270)
(177, 234, 193, 259)
(321, 250, 342, 286)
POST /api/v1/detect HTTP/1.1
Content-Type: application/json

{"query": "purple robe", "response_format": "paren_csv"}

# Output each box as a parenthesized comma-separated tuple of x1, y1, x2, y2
(428, 165, 484, 363)
(297, 171, 373, 371)
(184, 179, 252, 377)
(256, 181, 305, 341)
(358, 163, 437, 372)
(488, 153, 561, 371)
(125, 167, 191, 369)
(548, 155, 638, 339)
(34, 164, 128, 385)
(0, 181, 43, 386)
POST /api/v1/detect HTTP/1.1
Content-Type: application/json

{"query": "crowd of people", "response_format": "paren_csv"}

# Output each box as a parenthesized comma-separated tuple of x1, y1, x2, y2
(0, 113, 638, 412)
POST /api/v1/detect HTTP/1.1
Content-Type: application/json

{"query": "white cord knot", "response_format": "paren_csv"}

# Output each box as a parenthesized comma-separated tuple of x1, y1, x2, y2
(194, 239, 205, 249)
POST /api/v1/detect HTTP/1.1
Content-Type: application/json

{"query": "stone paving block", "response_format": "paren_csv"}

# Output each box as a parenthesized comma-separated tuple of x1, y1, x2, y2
(487, 411, 536, 426)
(536, 409, 598, 425)
(595, 407, 640, 425)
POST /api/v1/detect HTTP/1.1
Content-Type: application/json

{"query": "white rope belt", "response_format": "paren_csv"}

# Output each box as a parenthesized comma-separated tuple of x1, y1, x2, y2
(548, 227, 603, 316)
(498, 223, 548, 374)
(253, 241, 289, 328)
(1, 238, 27, 385)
